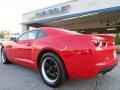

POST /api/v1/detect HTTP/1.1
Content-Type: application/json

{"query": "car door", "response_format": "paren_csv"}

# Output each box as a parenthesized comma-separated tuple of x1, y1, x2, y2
(12, 30, 38, 65)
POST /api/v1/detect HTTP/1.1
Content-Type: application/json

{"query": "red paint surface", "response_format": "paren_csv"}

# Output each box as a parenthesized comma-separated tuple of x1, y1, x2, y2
(3, 27, 118, 79)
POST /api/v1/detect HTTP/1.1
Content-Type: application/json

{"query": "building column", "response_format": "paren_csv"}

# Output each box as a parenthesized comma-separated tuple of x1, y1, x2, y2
(22, 24, 29, 33)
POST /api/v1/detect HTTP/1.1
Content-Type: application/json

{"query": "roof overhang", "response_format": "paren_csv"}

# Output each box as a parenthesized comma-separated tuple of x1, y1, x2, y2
(22, 6, 120, 25)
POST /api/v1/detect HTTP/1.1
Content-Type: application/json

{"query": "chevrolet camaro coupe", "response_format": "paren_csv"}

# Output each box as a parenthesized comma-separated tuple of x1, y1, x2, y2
(1, 27, 118, 87)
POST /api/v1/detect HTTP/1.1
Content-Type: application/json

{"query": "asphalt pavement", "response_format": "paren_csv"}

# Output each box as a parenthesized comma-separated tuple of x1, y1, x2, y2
(0, 54, 120, 90)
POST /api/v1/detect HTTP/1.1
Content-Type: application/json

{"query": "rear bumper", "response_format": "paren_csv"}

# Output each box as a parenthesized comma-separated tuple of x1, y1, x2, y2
(98, 64, 117, 75)
(62, 49, 118, 80)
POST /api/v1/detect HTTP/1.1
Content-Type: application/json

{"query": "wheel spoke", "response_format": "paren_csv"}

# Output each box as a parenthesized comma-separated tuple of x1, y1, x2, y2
(42, 57, 59, 82)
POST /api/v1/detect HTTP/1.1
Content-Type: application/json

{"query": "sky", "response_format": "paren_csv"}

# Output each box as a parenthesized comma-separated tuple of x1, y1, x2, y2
(0, 0, 68, 33)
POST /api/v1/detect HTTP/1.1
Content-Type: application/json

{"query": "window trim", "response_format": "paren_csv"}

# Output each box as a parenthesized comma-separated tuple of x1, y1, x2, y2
(17, 30, 47, 42)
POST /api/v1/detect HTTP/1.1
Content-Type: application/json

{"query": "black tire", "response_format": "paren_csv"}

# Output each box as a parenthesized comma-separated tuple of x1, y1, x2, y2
(39, 52, 67, 87)
(1, 48, 10, 64)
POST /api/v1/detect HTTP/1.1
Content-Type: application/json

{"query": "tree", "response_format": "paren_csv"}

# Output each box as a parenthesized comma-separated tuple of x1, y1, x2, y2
(0, 33, 4, 38)
(0, 30, 11, 38)
(1, 30, 11, 36)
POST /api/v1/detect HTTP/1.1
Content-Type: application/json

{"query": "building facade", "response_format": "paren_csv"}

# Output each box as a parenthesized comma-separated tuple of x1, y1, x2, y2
(22, 0, 120, 34)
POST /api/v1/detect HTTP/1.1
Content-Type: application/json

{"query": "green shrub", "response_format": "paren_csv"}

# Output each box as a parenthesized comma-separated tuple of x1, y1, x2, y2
(115, 33, 120, 45)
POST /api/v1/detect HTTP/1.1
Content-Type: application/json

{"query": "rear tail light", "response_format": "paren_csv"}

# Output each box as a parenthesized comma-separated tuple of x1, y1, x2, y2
(92, 40, 101, 47)
(108, 40, 115, 46)
(92, 40, 107, 48)
(102, 41, 108, 47)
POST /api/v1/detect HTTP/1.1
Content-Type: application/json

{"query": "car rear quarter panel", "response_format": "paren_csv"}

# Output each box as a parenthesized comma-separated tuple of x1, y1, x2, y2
(32, 35, 98, 76)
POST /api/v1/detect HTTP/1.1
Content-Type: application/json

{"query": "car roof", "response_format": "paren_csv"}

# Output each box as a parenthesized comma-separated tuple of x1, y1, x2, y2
(39, 27, 79, 36)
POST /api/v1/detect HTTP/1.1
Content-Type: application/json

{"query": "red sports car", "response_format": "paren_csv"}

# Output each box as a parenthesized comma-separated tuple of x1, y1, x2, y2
(1, 27, 118, 87)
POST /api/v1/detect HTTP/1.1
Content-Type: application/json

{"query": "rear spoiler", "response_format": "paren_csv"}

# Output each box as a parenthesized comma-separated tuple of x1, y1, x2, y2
(93, 34, 115, 40)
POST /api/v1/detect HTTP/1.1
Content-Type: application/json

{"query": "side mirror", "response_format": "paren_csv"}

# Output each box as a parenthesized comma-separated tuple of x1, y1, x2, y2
(11, 37, 17, 42)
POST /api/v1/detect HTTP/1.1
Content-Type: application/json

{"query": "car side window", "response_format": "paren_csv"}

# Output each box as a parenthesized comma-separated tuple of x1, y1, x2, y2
(18, 31, 37, 41)
(36, 30, 47, 39)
